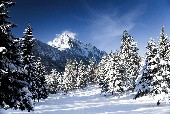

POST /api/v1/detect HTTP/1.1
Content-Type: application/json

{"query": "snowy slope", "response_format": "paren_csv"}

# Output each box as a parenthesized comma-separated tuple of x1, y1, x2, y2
(2, 84, 170, 114)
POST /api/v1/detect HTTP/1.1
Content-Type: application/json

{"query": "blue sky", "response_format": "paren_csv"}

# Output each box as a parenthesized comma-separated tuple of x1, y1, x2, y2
(10, 0, 170, 55)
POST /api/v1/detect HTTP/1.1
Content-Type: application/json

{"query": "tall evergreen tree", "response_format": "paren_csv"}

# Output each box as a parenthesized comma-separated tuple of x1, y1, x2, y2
(34, 57, 48, 101)
(87, 58, 96, 83)
(134, 38, 169, 104)
(21, 23, 48, 101)
(76, 60, 87, 88)
(62, 59, 78, 92)
(0, 0, 33, 111)
(21, 22, 37, 101)
(45, 69, 58, 93)
(97, 55, 108, 87)
(157, 27, 170, 88)
(101, 51, 125, 95)
(158, 26, 169, 60)
(119, 30, 140, 92)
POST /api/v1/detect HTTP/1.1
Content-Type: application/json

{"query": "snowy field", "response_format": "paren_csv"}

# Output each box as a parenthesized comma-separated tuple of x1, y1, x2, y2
(1, 84, 170, 114)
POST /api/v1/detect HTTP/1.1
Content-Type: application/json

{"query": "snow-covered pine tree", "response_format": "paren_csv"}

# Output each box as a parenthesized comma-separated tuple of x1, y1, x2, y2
(21, 23, 48, 101)
(0, 0, 33, 111)
(56, 71, 64, 92)
(128, 41, 140, 90)
(34, 57, 48, 101)
(71, 59, 78, 89)
(101, 51, 116, 94)
(97, 55, 108, 87)
(21, 22, 37, 101)
(134, 38, 169, 104)
(87, 58, 96, 83)
(62, 59, 78, 92)
(119, 30, 140, 92)
(101, 51, 125, 95)
(45, 69, 58, 93)
(157, 27, 170, 88)
(76, 60, 87, 88)
(158, 26, 169, 60)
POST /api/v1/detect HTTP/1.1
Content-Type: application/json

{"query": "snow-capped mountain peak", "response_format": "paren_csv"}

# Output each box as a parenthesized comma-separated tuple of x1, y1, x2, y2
(48, 30, 77, 51)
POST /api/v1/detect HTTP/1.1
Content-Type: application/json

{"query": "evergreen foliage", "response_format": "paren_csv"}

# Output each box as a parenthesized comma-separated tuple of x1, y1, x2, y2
(21, 23, 48, 101)
(0, 0, 33, 111)
(134, 38, 170, 104)
(119, 30, 140, 91)
(34, 57, 48, 101)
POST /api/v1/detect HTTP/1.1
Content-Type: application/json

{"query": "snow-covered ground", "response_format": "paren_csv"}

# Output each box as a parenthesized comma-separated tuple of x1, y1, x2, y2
(1, 84, 170, 114)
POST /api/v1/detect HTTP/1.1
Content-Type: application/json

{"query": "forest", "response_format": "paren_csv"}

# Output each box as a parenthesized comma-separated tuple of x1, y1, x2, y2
(0, 0, 170, 112)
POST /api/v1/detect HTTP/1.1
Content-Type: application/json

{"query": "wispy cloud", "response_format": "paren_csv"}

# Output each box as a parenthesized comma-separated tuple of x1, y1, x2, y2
(90, 7, 144, 40)
(82, 1, 146, 52)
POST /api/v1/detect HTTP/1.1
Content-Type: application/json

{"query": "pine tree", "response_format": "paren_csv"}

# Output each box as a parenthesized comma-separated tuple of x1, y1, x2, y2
(45, 69, 61, 93)
(21, 23, 48, 101)
(158, 26, 169, 60)
(0, 0, 33, 111)
(134, 38, 169, 104)
(45, 69, 57, 93)
(87, 58, 96, 83)
(101, 51, 125, 95)
(97, 55, 107, 87)
(62, 59, 78, 92)
(56, 71, 64, 92)
(119, 30, 140, 92)
(76, 60, 88, 88)
(101, 51, 116, 94)
(157, 27, 170, 88)
(21, 22, 37, 101)
(34, 57, 48, 101)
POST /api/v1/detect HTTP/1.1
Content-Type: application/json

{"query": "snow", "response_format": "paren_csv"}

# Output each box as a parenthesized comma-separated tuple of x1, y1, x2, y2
(0, 47, 7, 54)
(46, 30, 106, 60)
(1, 84, 170, 114)
(47, 30, 77, 51)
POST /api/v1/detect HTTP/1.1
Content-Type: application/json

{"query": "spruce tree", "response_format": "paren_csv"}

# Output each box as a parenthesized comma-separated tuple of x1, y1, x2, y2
(97, 55, 108, 87)
(0, 0, 33, 111)
(101, 51, 125, 95)
(157, 27, 170, 88)
(76, 60, 87, 88)
(21, 23, 48, 101)
(134, 38, 169, 104)
(21, 22, 37, 101)
(101, 51, 116, 94)
(119, 30, 140, 92)
(87, 58, 96, 83)
(158, 26, 169, 60)
(45, 69, 58, 93)
(62, 59, 78, 92)
(34, 57, 48, 101)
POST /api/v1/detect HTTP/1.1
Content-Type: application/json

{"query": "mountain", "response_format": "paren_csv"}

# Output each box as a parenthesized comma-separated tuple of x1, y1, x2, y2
(32, 31, 107, 73)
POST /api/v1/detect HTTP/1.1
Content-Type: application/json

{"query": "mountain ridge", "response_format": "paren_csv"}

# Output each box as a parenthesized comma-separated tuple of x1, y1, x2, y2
(32, 31, 107, 73)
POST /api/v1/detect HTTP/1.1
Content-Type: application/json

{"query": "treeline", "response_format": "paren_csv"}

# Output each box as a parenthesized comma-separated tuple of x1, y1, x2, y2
(46, 59, 97, 94)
